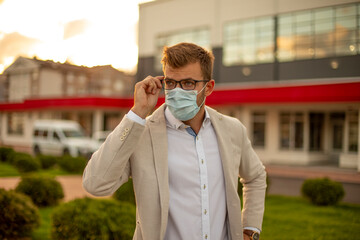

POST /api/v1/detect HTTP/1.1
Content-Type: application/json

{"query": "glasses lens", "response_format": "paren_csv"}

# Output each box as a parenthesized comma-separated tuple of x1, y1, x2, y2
(164, 79, 176, 90)
(180, 80, 196, 90)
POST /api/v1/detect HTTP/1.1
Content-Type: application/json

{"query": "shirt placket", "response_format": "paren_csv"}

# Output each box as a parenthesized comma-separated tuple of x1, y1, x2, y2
(195, 133, 210, 240)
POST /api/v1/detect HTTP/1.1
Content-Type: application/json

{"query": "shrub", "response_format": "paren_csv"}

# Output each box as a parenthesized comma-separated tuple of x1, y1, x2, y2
(37, 154, 58, 169)
(58, 155, 87, 173)
(0, 147, 15, 163)
(113, 178, 136, 205)
(12, 152, 41, 173)
(15, 175, 64, 207)
(301, 177, 345, 206)
(51, 198, 136, 240)
(0, 188, 40, 239)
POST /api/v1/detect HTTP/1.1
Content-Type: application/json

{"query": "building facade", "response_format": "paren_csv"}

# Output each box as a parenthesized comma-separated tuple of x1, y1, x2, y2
(137, 0, 360, 170)
(0, 57, 134, 153)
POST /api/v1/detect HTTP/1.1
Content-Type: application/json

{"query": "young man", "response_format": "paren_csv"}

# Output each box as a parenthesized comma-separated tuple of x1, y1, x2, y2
(83, 42, 266, 240)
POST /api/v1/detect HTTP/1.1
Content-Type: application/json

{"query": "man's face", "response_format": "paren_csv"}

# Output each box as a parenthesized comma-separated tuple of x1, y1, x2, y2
(164, 62, 208, 107)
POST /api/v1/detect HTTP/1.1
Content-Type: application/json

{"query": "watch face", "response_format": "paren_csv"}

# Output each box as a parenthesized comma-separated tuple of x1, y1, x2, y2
(252, 232, 260, 240)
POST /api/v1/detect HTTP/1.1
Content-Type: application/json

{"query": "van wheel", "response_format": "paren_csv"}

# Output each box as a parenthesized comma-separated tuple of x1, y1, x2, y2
(63, 148, 70, 156)
(34, 145, 41, 156)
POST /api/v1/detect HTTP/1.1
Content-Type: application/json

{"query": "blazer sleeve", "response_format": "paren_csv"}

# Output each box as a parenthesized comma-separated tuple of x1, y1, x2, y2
(82, 115, 145, 196)
(238, 123, 267, 231)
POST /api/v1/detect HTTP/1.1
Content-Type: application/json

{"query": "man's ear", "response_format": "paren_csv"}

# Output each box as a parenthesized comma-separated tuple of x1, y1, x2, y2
(205, 79, 215, 96)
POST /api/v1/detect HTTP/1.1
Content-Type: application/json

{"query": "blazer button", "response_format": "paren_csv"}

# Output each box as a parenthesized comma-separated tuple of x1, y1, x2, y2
(125, 128, 130, 132)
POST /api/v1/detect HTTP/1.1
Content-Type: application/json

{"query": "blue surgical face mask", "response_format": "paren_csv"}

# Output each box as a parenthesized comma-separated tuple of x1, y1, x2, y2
(165, 83, 207, 121)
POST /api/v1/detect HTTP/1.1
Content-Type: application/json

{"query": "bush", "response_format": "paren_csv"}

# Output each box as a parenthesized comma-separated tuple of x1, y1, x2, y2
(12, 152, 41, 173)
(15, 175, 64, 207)
(51, 198, 136, 240)
(113, 178, 136, 205)
(301, 177, 345, 206)
(58, 155, 87, 173)
(37, 154, 58, 169)
(0, 188, 40, 239)
(0, 147, 15, 163)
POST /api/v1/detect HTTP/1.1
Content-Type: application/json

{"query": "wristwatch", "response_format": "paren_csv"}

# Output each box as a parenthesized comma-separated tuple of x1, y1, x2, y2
(243, 230, 260, 240)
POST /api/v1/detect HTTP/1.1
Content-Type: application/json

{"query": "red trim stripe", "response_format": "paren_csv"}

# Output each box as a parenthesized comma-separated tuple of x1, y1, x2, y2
(0, 81, 359, 111)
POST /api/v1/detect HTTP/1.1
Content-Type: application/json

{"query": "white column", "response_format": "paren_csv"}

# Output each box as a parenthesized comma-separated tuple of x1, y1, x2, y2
(92, 110, 104, 137)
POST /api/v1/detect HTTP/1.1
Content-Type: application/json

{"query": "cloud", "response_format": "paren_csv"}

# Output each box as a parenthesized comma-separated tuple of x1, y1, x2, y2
(63, 19, 90, 39)
(0, 32, 40, 64)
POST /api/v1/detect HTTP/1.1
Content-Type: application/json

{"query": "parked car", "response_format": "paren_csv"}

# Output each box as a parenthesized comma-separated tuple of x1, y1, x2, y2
(92, 130, 111, 144)
(33, 119, 100, 158)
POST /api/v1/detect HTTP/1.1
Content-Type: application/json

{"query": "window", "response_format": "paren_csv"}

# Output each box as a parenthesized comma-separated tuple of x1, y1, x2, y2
(277, 3, 360, 62)
(252, 112, 266, 147)
(309, 113, 324, 151)
(280, 112, 304, 149)
(155, 28, 210, 71)
(348, 111, 358, 152)
(7, 113, 25, 135)
(330, 112, 345, 150)
(224, 17, 274, 66)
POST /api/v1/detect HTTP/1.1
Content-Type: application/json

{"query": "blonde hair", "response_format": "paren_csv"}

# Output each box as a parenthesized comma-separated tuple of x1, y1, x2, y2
(161, 42, 214, 80)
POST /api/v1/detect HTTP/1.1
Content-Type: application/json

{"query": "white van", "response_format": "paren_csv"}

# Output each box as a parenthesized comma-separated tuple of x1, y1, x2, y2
(33, 119, 100, 158)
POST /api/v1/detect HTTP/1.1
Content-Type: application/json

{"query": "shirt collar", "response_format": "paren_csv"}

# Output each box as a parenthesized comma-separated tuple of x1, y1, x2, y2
(164, 106, 211, 130)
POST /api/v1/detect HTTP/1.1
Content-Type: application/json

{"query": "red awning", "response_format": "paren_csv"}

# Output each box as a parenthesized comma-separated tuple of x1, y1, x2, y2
(0, 81, 359, 111)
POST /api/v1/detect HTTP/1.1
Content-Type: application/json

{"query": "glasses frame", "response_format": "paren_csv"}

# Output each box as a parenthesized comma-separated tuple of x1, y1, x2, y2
(162, 78, 210, 90)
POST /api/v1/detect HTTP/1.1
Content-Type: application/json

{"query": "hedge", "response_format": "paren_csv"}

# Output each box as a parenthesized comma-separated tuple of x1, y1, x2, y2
(15, 175, 64, 207)
(301, 177, 345, 206)
(51, 198, 136, 240)
(0, 188, 40, 239)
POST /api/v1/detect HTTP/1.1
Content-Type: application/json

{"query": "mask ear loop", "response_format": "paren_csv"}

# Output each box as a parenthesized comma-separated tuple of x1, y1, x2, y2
(197, 82, 208, 108)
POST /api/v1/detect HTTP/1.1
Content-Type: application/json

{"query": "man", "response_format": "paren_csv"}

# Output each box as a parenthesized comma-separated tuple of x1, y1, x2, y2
(83, 42, 266, 240)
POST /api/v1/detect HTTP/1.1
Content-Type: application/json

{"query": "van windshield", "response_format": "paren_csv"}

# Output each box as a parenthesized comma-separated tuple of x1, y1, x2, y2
(63, 129, 85, 138)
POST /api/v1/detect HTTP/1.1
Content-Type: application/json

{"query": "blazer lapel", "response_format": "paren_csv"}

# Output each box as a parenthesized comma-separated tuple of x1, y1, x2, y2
(148, 104, 169, 239)
(207, 107, 232, 178)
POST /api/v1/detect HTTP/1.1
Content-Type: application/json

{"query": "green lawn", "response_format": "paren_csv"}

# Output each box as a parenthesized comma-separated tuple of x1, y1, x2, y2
(0, 162, 78, 178)
(261, 195, 360, 239)
(0, 162, 20, 177)
(30, 195, 360, 240)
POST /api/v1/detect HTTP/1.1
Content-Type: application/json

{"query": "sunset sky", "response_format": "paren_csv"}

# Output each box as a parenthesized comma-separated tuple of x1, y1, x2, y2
(0, 0, 152, 74)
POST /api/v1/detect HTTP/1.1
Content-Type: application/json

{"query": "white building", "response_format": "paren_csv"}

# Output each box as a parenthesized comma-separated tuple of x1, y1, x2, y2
(0, 57, 134, 153)
(137, 0, 360, 170)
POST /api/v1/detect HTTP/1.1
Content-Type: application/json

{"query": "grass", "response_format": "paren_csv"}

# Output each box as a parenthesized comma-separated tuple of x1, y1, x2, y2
(32, 207, 53, 240)
(261, 195, 360, 239)
(28, 195, 360, 240)
(0, 162, 79, 178)
(0, 161, 20, 177)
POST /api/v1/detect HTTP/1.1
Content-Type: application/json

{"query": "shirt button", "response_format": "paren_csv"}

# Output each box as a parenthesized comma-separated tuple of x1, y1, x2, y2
(196, 136, 199, 141)
(204, 209, 207, 215)
(205, 234, 208, 239)
(203, 184, 206, 189)
(201, 159, 204, 164)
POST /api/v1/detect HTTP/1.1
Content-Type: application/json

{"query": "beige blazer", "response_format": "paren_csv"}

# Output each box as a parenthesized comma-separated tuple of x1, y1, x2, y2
(83, 104, 267, 240)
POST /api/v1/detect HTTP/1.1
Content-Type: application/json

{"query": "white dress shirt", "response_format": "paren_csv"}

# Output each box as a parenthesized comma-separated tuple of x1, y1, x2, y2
(127, 108, 227, 240)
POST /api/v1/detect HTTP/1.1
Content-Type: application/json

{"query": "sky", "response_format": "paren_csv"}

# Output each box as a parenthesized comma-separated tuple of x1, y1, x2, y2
(0, 0, 152, 74)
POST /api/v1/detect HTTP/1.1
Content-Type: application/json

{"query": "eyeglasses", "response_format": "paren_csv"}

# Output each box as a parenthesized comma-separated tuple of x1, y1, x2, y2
(162, 78, 209, 90)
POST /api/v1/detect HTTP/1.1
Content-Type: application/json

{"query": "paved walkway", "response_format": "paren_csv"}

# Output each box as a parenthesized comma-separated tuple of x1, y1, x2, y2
(1, 164, 359, 203)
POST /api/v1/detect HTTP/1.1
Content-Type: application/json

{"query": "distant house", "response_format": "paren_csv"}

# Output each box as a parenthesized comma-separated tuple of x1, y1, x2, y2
(0, 57, 135, 153)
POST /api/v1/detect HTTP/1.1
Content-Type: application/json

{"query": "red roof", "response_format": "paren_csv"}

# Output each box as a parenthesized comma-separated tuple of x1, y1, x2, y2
(0, 81, 359, 111)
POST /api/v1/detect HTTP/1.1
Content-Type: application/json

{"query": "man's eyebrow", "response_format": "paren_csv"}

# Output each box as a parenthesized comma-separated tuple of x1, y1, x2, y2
(164, 77, 196, 81)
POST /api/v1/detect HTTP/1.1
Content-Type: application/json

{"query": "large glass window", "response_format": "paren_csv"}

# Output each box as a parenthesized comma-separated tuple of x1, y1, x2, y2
(223, 17, 274, 66)
(348, 111, 359, 152)
(280, 112, 304, 149)
(309, 113, 324, 151)
(155, 28, 210, 71)
(252, 112, 266, 147)
(7, 113, 25, 135)
(278, 3, 360, 62)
